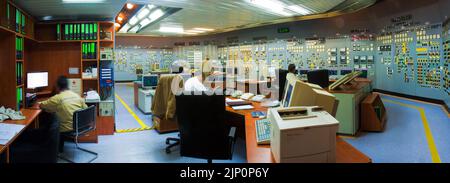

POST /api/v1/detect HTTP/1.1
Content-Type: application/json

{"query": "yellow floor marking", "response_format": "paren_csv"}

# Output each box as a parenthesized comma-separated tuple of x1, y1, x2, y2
(384, 99, 441, 163)
(377, 92, 449, 117)
(115, 93, 153, 131)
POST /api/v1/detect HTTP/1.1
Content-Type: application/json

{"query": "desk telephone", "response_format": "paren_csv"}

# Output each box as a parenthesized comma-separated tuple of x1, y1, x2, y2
(240, 93, 255, 100)
(251, 95, 266, 102)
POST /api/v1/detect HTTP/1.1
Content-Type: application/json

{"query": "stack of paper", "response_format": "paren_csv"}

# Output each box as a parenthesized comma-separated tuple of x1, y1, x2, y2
(0, 123, 25, 145)
(231, 105, 254, 110)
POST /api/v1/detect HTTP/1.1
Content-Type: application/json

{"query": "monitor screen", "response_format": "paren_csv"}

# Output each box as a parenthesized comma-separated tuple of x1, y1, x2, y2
(283, 84, 294, 107)
(300, 70, 309, 75)
(142, 75, 158, 88)
(27, 72, 48, 89)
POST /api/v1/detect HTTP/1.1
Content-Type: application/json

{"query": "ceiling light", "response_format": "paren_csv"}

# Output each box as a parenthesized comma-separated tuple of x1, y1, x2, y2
(117, 16, 123, 22)
(287, 5, 312, 15)
(62, 0, 105, 3)
(184, 32, 198, 35)
(126, 3, 134, 9)
(186, 30, 206, 33)
(137, 8, 150, 19)
(147, 5, 155, 11)
(129, 26, 140, 33)
(139, 18, 152, 27)
(159, 26, 184, 33)
(115, 23, 121, 27)
(119, 23, 131, 33)
(149, 9, 164, 21)
(248, 0, 292, 17)
(193, 28, 214, 31)
(129, 16, 138, 25)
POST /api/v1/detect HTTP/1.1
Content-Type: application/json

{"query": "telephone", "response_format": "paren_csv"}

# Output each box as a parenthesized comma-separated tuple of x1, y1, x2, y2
(240, 93, 255, 100)
(251, 95, 266, 102)
(85, 90, 101, 103)
(231, 90, 244, 98)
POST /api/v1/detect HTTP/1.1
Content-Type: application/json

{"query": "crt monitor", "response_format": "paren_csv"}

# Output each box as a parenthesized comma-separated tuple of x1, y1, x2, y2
(142, 75, 158, 88)
(282, 80, 336, 114)
(27, 72, 48, 89)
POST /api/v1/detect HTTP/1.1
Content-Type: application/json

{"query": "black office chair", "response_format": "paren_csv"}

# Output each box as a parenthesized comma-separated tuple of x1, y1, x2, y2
(307, 69, 330, 88)
(59, 105, 98, 163)
(10, 112, 60, 163)
(173, 92, 236, 163)
(277, 69, 289, 101)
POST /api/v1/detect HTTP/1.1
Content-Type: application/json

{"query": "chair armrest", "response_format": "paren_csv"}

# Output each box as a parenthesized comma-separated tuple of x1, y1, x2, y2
(228, 126, 236, 141)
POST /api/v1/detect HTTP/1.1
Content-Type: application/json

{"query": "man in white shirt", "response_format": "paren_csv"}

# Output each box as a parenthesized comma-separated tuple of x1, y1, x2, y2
(286, 64, 299, 82)
(184, 59, 213, 92)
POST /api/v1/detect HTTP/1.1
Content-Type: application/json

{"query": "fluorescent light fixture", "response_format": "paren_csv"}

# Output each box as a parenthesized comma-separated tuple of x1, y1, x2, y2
(248, 0, 293, 17)
(159, 26, 184, 33)
(128, 26, 140, 33)
(184, 32, 198, 35)
(119, 23, 131, 33)
(193, 28, 214, 31)
(139, 18, 152, 27)
(129, 16, 138, 25)
(115, 23, 121, 27)
(147, 5, 155, 11)
(287, 5, 312, 15)
(137, 8, 150, 19)
(117, 16, 123, 21)
(186, 30, 206, 33)
(62, 0, 105, 3)
(149, 9, 164, 21)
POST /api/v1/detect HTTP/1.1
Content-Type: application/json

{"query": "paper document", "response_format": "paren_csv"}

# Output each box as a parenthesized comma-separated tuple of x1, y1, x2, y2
(232, 105, 254, 110)
(0, 123, 25, 145)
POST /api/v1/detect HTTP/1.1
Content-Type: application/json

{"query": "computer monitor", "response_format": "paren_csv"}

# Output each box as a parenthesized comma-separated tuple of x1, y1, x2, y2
(282, 80, 336, 114)
(307, 69, 330, 88)
(300, 70, 309, 75)
(341, 69, 352, 75)
(142, 75, 158, 89)
(27, 72, 48, 89)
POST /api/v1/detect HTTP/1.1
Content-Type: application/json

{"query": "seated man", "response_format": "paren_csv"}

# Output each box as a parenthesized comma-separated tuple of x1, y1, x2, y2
(286, 64, 299, 83)
(184, 58, 214, 92)
(39, 76, 88, 133)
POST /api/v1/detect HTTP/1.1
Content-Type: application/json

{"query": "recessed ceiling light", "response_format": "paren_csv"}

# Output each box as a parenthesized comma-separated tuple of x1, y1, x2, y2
(160, 26, 184, 33)
(115, 23, 121, 27)
(62, 0, 106, 3)
(117, 16, 123, 22)
(129, 16, 138, 25)
(139, 18, 152, 27)
(287, 5, 312, 15)
(186, 30, 206, 33)
(119, 23, 130, 33)
(184, 32, 198, 35)
(149, 9, 164, 21)
(129, 26, 140, 33)
(126, 3, 134, 9)
(248, 0, 292, 17)
(137, 8, 150, 19)
(193, 28, 214, 31)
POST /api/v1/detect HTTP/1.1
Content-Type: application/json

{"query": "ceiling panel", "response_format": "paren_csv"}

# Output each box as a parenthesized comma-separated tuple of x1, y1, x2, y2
(12, 0, 127, 21)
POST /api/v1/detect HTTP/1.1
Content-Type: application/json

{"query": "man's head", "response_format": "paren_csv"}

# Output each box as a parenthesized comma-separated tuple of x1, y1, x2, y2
(288, 64, 296, 73)
(56, 76, 69, 91)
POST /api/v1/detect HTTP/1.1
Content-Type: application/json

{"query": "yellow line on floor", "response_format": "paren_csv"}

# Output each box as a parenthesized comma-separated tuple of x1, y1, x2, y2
(377, 93, 450, 117)
(384, 99, 441, 163)
(115, 93, 152, 130)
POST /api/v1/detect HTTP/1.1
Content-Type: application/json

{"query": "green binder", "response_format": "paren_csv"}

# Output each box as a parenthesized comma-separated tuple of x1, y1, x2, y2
(77, 24, 81, 40)
(89, 24, 93, 40)
(69, 24, 73, 40)
(21, 13, 25, 34)
(93, 23, 98, 40)
(91, 43, 96, 59)
(81, 24, 85, 40)
(64, 24, 69, 40)
(15, 9, 20, 32)
(57, 24, 61, 40)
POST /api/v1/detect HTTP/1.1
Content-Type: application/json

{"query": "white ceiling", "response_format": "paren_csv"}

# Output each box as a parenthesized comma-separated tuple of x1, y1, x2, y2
(12, 0, 376, 36)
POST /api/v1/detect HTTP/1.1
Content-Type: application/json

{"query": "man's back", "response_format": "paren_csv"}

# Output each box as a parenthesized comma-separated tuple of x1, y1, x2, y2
(40, 90, 88, 132)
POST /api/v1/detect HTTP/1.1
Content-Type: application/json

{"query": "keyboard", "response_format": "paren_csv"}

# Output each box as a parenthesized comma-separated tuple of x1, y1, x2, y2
(255, 119, 271, 145)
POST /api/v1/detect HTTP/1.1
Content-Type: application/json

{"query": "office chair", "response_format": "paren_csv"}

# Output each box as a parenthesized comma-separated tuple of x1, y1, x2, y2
(277, 69, 289, 101)
(59, 105, 98, 163)
(307, 69, 330, 88)
(173, 92, 236, 163)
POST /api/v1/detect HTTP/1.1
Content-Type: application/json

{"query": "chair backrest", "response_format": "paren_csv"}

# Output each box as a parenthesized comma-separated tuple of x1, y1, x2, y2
(308, 69, 330, 88)
(72, 105, 96, 135)
(175, 93, 230, 160)
(277, 69, 289, 101)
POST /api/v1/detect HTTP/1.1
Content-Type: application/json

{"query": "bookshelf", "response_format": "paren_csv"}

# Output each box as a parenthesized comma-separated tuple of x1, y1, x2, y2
(0, 1, 116, 142)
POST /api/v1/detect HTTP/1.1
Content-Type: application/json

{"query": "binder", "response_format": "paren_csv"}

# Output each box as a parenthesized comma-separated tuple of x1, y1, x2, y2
(77, 24, 81, 40)
(69, 24, 73, 40)
(75, 24, 79, 40)
(64, 24, 69, 40)
(21, 13, 25, 34)
(81, 24, 85, 40)
(89, 23, 93, 40)
(57, 24, 61, 40)
(92, 43, 96, 59)
(93, 23, 98, 40)
(85, 23, 89, 40)
(15, 9, 20, 32)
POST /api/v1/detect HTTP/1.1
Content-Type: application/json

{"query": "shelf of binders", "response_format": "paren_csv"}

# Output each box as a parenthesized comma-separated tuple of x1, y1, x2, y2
(59, 23, 99, 41)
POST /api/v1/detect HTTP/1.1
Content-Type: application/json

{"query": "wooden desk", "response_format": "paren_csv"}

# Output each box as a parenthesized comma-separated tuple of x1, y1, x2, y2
(0, 108, 42, 163)
(225, 99, 372, 163)
(236, 80, 269, 94)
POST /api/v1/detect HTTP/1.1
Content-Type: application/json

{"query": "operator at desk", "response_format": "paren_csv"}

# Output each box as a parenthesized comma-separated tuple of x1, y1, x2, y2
(39, 76, 88, 132)
(184, 58, 220, 92)
(286, 64, 300, 82)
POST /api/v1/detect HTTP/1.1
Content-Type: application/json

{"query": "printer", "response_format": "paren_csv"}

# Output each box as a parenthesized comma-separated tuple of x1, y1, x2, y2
(268, 106, 339, 163)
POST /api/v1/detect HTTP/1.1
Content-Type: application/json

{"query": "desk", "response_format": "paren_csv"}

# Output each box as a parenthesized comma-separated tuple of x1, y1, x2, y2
(225, 99, 372, 163)
(0, 108, 42, 163)
(236, 80, 269, 94)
